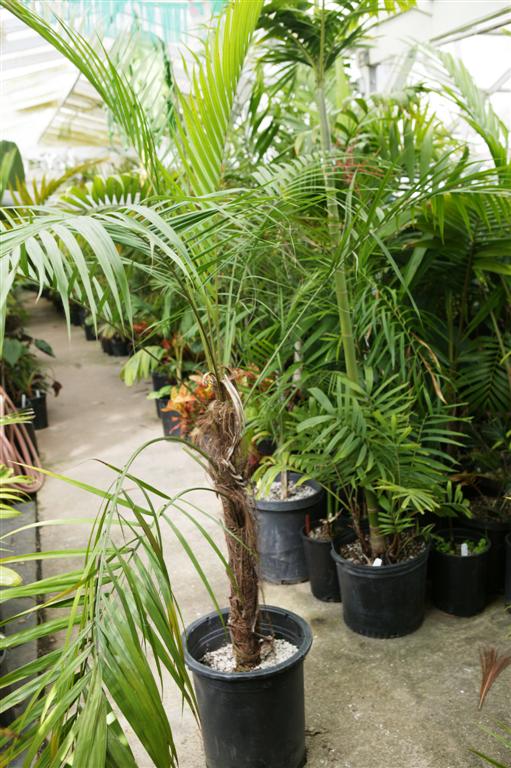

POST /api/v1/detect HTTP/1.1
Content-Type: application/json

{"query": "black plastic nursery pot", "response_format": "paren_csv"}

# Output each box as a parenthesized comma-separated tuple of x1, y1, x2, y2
(255, 473, 324, 584)
(161, 407, 181, 437)
(155, 395, 169, 419)
(27, 393, 48, 430)
(301, 526, 356, 603)
(430, 529, 490, 617)
(505, 533, 511, 604)
(301, 528, 340, 602)
(331, 541, 430, 638)
(184, 605, 313, 768)
(70, 304, 84, 326)
(111, 338, 130, 357)
(152, 372, 169, 417)
(100, 337, 113, 355)
(152, 370, 169, 391)
(463, 514, 511, 594)
(84, 323, 97, 341)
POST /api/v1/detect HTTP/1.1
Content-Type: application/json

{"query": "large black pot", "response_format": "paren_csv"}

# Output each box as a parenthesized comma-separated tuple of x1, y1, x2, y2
(332, 541, 430, 638)
(255, 473, 324, 584)
(463, 513, 511, 594)
(111, 338, 130, 357)
(301, 526, 356, 602)
(27, 392, 48, 430)
(505, 533, 511, 605)
(184, 605, 312, 768)
(430, 528, 490, 617)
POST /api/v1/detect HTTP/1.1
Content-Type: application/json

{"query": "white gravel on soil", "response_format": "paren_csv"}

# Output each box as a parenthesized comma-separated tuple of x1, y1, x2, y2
(202, 638, 297, 673)
(264, 480, 315, 502)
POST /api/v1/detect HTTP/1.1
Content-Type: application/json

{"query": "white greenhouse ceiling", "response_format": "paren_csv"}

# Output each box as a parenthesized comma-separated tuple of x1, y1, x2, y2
(1, 0, 510, 162)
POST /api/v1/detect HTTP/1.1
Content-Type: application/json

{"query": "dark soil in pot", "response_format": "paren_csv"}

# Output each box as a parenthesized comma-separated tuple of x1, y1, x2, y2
(255, 473, 324, 584)
(161, 407, 181, 437)
(301, 525, 356, 602)
(184, 605, 312, 768)
(463, 496, 511, 594)
(100, 337, 113, 355)
(431, 528, 490, 616)
(332, 539, 430, 638)
(26, 392, 48, 430)
(111, 338, 130, 357)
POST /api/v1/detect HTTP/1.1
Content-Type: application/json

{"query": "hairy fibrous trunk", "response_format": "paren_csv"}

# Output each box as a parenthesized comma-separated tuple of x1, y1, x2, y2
(193, 375, 260, 670)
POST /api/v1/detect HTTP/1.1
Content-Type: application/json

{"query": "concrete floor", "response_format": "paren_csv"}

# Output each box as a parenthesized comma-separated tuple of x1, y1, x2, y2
(25, 295, 509, 768)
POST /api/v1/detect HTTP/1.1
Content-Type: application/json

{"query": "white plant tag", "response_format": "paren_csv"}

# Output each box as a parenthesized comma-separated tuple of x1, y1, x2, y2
(21, 393, 27, 407)
(461, 542, 469, 557)
(372, 558, 383, 567)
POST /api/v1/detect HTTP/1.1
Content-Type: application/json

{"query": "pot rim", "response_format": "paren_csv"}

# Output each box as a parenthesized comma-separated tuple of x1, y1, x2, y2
(255, 473, 324, 512)
(433, 527, 491, 557)
(331, 538, 430, 574)
(183, 604, 312, 682)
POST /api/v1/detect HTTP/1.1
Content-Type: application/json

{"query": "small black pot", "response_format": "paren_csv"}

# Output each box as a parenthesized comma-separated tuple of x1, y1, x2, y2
(430, 529, 490, 617)
(256, 438, 277, 456)
(463, 513, 511, 594)
(84, 323, 97, 341)
(26, 393, 48, 430)
(152, 372, 169, 417)
(161, 407, 181, 437)
(184, 605, 312, 768)
(111, 338, 130, 357)
(152, 370, 169, 391)
(332, 541, 430, 638)
(70, 304, 84, 326)
(505, 533, 511, 604)
(302, 526, 355, 603)
(255, 473, 324, 584)
(155, 395, 168, 419)
(100, 337, 113, 355)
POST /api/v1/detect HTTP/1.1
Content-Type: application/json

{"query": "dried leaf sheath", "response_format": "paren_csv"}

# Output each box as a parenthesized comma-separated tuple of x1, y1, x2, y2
(478, 646, 511, 710)
(192, 374, 260, 670)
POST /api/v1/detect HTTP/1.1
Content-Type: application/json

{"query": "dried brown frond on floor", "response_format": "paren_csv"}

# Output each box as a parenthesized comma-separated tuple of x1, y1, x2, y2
(478, 645, 511, 710)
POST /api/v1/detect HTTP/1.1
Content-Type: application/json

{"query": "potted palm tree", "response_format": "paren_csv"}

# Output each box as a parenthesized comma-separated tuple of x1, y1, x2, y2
(0, 1, 318, 765)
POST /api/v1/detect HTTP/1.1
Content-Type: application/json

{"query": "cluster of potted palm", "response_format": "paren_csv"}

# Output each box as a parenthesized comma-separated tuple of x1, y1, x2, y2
(1, 0, 510, 766)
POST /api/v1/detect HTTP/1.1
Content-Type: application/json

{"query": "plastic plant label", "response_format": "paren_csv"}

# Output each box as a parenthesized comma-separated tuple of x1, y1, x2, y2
(372, 558, 383, 567)
(461, 543, 469, 557)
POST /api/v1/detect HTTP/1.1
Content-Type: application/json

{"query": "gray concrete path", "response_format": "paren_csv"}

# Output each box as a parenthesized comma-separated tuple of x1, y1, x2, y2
(25, 295, 509, 768)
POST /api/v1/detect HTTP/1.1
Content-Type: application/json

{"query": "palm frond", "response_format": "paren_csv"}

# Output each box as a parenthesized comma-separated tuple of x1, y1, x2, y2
(175, 0, 264, 196)
(0, 441, 228, 768)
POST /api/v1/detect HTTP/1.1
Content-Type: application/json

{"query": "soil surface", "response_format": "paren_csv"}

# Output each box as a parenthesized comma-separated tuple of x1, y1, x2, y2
(340, 537, 426, 566)
(308, 523, 331, 541)
(202, 638, 297, 673)
(262, 478, 316, 502)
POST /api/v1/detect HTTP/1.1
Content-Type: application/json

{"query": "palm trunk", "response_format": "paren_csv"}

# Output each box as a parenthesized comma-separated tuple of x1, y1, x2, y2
(193, 376, 260, 670)
(316, 77, 383, 558)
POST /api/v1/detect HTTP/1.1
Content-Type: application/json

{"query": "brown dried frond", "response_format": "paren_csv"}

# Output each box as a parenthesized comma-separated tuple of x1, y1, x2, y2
(478, 645, 511, 710)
